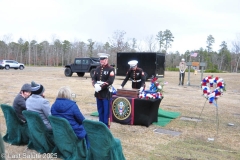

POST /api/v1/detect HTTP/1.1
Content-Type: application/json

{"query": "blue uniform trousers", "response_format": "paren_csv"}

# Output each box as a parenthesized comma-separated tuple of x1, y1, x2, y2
(96, 98, 110, 126)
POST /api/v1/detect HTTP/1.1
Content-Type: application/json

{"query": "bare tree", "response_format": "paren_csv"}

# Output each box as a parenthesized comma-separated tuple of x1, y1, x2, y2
(109, 30, 127, 52)
(129, 38, 137, 52)
(145, 35, 157, 52)
(18, 38, 25, 63)
(137, 40, 145, 52)
(78, 41, 86, 57)
(231, 34, 240, 72)
(2, 34, 13, 59)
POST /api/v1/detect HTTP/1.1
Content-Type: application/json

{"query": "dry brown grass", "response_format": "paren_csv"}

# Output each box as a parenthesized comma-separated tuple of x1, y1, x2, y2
(0, 67, 240, 160)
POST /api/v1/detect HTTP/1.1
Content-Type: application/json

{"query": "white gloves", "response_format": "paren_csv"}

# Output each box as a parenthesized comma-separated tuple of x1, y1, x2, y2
(119, 86, 123, 89)
(94, 83, 102, 92)
(139, 87, 143, 93)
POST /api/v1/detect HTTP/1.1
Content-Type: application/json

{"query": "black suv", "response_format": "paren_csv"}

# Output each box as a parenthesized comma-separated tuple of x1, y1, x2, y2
(0, 60, 25, 70)
(64, 57, 100, 78)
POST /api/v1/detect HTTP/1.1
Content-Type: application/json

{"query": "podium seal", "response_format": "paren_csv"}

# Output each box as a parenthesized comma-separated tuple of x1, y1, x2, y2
(112, 97, 131, 120)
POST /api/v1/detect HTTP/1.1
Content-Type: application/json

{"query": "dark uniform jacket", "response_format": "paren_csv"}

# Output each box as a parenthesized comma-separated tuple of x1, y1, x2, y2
(121, 67, 145, 89)
(13, 93, 27, 122)
(92, 64, 115, 99)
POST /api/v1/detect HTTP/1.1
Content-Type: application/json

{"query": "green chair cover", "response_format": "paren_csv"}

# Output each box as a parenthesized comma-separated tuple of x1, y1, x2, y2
(0, 133, 5, 160)
(48, 115, 88, 160)
(0, 104, 29, 145)
(82, 119, 126, 160)
(22, 110, 56, 154)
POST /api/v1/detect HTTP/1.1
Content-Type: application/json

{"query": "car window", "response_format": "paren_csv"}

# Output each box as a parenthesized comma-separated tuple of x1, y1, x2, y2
(82, 59, 89, 64)
(76, 60, 81, 64)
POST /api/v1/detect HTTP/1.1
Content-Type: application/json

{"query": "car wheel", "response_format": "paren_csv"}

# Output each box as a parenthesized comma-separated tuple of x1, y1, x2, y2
(90, 69, 96, 78)
(77, 72, 85, 77)
(19, 66, 24, 70)
(64, 68, 73, 77)
(5, 65, 10, 70)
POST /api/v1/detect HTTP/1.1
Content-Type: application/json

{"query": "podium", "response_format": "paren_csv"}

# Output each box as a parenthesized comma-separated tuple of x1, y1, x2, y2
(110, 95, 161, 127)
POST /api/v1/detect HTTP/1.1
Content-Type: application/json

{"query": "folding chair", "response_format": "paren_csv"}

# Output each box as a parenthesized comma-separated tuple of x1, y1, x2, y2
(0, 104, 29, 145)
(22, 110, 56, 154)
(0, 133, 5, 160)
(83, 119, 125, 160)
(48, 115, 88, 160)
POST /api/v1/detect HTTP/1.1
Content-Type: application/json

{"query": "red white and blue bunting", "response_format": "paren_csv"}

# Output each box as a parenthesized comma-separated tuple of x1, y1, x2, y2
(139, 76, 164, 99)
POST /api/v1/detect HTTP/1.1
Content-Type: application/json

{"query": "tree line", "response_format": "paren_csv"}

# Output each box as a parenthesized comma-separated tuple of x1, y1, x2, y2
(0, 30, 239, 72)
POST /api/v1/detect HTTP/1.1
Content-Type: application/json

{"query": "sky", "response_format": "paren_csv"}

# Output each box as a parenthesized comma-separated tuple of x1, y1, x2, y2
(0, 0, 240, 54)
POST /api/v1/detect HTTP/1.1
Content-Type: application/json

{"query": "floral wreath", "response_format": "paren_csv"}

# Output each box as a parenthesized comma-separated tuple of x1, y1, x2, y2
(139, 76, 164, 99)
(201, 76, 226, 104)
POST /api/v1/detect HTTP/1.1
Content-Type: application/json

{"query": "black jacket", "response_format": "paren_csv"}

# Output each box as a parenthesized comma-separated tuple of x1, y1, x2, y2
(121, 67, 145, 89)
(92, 64, 115, 99)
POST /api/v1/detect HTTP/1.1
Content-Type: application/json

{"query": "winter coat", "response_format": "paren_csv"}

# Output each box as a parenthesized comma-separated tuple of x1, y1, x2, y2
(26, 94, 52, 130)
(51, 98, 87, 139)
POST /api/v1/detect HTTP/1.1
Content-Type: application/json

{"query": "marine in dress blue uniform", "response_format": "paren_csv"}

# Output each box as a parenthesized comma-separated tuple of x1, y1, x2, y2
(120, 60, 145, 92)
(92, 53, 115, 127)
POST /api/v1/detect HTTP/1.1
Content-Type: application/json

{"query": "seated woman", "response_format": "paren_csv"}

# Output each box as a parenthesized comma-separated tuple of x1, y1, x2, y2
(26, 81, 52, 130)
(51, 86, 89, 147)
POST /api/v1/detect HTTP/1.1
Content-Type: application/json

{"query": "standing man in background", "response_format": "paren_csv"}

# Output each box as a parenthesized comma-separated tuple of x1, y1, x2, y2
(92, 53, 115, 128)
(179, 58, 187, 86)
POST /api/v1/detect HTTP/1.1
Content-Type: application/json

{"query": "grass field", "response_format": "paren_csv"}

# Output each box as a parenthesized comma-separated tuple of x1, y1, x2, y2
(0, 67, 240, 160)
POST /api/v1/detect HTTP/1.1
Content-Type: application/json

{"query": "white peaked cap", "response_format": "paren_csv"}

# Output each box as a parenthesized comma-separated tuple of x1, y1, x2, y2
(181, 58, 185, 61)
(128, 60, 138, 67)
(97, 53, 110, 58)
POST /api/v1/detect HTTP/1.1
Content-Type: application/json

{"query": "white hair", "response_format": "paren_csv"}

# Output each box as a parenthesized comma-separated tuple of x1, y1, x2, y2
(57, 86, 72, 100)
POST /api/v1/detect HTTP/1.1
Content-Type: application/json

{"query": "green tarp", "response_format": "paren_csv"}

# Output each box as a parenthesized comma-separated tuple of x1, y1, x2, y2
(153, 108, 181, 127)
(90, 108, 180, 127)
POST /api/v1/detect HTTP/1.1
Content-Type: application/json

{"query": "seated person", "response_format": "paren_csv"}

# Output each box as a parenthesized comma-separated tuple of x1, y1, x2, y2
(51, 86, 89, 147)
(26, 81, 52, 130)
(13, 83, 32, 123)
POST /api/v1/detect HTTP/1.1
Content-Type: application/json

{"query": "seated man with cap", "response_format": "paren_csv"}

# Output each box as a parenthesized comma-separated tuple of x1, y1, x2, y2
(26, 81, 52, 130)
(119, 60, 145, 92)
(92, 53, 115, 127)
(13, 83, 32, 123)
